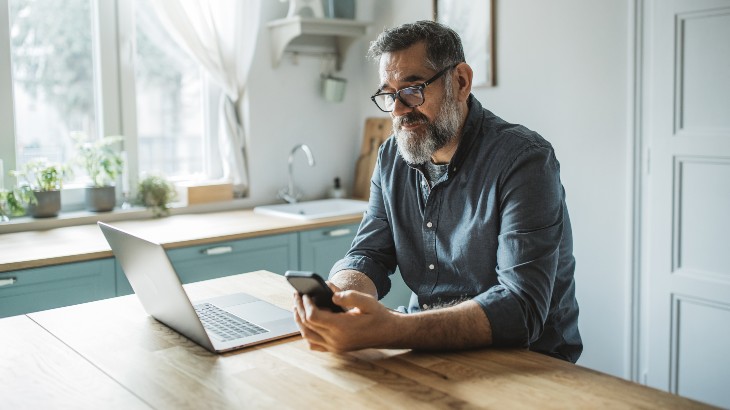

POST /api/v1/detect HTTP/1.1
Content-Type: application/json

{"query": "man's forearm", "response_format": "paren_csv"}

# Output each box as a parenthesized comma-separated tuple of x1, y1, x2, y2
(387, 300, 493, 350)
(329, 269, 378, 298)
(327, 270, 493, 351)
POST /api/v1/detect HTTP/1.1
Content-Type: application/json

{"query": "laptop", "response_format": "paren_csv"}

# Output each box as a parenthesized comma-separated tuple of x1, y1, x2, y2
(98, 222, 299, 353)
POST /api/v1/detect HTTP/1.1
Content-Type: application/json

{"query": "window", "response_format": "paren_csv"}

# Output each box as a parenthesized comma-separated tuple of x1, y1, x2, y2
(8, 0, 99, 182)
(0, 0, 217, 209)
(133, 1, 206, 179)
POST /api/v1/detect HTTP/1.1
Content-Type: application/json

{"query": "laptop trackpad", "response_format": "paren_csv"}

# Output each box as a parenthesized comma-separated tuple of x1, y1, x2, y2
(225, 301, 291, 324)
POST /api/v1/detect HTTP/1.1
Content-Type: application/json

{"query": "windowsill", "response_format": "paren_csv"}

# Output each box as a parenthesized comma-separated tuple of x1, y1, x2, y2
(0, 199, 255, 235)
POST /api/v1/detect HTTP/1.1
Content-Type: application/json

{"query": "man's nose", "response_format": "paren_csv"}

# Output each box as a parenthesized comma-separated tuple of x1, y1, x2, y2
(391, 97, 415, 117)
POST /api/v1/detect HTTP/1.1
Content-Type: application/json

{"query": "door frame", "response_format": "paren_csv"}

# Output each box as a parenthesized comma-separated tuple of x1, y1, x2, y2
(629, 0, 646, 384)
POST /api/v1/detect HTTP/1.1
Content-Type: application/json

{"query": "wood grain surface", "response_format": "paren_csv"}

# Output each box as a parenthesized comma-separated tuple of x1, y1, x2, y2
(0, 315, 150, 409)
(14, 271, 714, 409)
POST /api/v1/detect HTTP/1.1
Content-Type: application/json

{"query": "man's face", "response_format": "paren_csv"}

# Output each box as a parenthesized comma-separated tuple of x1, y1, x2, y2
(378, 43, 463, 165)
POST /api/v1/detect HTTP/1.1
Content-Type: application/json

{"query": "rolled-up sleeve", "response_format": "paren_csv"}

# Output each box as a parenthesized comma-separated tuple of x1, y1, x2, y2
(472, 143, 564, 346)
(330, 150, 398, 299)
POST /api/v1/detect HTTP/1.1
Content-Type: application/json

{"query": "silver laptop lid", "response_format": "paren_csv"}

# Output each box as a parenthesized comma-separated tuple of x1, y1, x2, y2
(98, 222, 215, 351)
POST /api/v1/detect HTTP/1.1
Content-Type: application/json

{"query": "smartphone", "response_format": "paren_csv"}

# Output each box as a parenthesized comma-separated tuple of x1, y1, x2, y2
(285, 271, 344, 313)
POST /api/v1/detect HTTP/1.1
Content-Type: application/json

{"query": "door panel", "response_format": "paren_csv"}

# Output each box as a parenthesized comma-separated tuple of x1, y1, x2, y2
(676, 9, 730, 133)
(675, 157, 730, 277)
(642, 0, 730, 408)
(674, 296, 730, 406)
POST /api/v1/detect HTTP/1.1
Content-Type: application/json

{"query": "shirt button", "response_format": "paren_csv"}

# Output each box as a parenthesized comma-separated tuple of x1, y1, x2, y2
(429, 264, 435, 270)
(426, 221, 433, 228)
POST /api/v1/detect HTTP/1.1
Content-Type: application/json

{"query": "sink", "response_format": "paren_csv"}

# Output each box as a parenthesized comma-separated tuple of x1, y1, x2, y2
(253, 198, 368, 220)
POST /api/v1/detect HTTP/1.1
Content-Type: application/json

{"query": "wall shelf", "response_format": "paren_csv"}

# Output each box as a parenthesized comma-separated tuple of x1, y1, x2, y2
(267, 17, 368, 70)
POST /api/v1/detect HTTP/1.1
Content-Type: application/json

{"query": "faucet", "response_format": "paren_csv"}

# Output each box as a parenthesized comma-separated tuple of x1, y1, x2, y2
(278, 144, 315, 204)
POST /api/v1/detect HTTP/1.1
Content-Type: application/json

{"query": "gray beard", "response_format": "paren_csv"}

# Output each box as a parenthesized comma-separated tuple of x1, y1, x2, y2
(393, 92, 462, 165)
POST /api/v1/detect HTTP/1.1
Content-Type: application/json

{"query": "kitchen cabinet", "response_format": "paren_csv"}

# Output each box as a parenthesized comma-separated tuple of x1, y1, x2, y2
(116, 233, 299, 296)
(298, 223, 412, 309)
(0, 219, 412, 317)
(298, 223, 359, 275)
(0, 259, 116, 318)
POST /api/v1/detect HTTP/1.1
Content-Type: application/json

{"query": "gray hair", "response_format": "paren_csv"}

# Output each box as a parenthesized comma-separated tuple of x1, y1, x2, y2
(367, 20, 465, 71)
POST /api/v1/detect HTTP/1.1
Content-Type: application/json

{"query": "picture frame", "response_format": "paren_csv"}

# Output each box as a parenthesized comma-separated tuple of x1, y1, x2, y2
(433, 0, 495, 87)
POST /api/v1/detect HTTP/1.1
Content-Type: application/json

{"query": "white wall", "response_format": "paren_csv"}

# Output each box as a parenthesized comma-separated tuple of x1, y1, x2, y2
(246, 0, 633, 378)
(241, 1, 374, 206)
(469, 0, 631, 378)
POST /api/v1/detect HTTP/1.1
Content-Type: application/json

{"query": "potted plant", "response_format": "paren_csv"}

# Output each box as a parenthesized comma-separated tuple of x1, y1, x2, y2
(14, 159, 70, 218)
(0, 185, 36, 221)
(73, 133, 124, 212)
(136, 175, 177, 217)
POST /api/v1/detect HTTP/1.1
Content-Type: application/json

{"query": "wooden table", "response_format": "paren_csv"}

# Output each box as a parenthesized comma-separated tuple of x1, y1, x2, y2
(0, 271, 712, 409)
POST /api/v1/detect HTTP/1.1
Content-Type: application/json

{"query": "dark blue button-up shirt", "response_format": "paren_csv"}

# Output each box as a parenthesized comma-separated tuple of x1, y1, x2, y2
(331, 95, 582, 362)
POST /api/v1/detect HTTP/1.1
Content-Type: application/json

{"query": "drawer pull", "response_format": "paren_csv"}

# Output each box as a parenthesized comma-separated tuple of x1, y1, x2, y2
(201, 246, 233, 256)
(324, 228, 352, 237)
(0, 277, 17, 287)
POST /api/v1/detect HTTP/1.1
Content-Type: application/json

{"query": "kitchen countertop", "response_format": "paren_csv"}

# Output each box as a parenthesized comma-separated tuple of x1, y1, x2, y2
(0, 210, 363, 273)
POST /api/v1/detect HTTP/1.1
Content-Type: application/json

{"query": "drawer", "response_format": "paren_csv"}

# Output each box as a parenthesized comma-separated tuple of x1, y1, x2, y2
(0, 259, 116, 318)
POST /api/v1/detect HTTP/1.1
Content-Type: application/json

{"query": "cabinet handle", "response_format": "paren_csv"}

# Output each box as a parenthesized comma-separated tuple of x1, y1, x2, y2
(200, 246, 233, 256)
(0, 277, 17, 287)
(324, 228, 352, 237)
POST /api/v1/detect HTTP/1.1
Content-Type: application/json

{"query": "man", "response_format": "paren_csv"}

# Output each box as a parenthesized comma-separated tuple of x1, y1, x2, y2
(293, 20, 582, 363)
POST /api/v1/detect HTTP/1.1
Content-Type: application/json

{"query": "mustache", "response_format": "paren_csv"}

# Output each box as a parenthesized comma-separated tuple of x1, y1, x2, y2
(394, 112, 429, 128)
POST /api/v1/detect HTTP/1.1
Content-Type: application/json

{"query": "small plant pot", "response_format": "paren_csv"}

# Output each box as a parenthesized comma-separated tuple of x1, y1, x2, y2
(28, 190, 61, 218)
(85, 186, 116, 212)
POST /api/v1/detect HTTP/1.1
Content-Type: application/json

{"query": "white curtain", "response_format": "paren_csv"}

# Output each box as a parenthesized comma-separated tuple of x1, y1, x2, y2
(149, 0, 261, 196)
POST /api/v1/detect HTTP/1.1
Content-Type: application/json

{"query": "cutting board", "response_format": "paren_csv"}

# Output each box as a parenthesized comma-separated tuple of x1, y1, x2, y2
(352, 117, 392, 200)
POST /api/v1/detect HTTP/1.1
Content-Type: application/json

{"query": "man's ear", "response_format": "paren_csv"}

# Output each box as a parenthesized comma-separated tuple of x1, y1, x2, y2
(454, 62, 473, 102)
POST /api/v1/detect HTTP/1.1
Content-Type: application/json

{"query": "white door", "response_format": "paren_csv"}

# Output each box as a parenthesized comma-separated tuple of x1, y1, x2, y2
(642, 0, 730, 407)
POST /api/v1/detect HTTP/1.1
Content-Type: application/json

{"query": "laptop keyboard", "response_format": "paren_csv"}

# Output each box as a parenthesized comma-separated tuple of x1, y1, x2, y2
(194, 302, 268, 342)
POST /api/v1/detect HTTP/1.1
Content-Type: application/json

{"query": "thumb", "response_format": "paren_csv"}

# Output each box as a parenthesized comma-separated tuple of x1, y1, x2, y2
(333, 290, 378, 313)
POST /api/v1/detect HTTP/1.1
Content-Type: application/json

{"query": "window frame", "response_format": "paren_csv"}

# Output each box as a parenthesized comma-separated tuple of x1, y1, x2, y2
(0, 0, 19, 191)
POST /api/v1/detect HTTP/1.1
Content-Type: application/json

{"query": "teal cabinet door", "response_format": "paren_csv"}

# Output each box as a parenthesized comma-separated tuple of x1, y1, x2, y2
(298, 223, 412, 310)
(116, 233, 299, 296)
(298, 223, 359, 275)
(0, 259, 116, 318)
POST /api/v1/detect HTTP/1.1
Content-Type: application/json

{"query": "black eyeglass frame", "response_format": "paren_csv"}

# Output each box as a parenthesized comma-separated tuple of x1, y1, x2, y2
(370, 63, 460, 113)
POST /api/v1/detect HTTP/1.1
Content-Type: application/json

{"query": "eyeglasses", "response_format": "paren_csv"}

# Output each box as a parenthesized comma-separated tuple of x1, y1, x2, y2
(370, 63, 459, 113)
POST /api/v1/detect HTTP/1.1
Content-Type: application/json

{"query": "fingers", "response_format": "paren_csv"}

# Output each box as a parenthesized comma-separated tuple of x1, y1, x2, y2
(293, 303, 326, 345)
(293, 292, 321, 327)
(292, 292, 334, 351)
(325, 281, 342, 293)
(332, 289, 377, 313)
(299, 294, 334, 325)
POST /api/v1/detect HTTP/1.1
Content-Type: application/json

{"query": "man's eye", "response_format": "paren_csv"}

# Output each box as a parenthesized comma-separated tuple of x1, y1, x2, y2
(400, 87, 420, 96)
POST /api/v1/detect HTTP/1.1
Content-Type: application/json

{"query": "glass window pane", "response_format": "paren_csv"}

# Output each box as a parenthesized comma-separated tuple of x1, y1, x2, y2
(9, 0, 98, 181)
(134, 1, 204, 179)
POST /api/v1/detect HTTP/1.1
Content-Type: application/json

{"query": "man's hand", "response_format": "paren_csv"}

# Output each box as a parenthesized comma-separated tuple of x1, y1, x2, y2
(292, 283, 399, 353)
